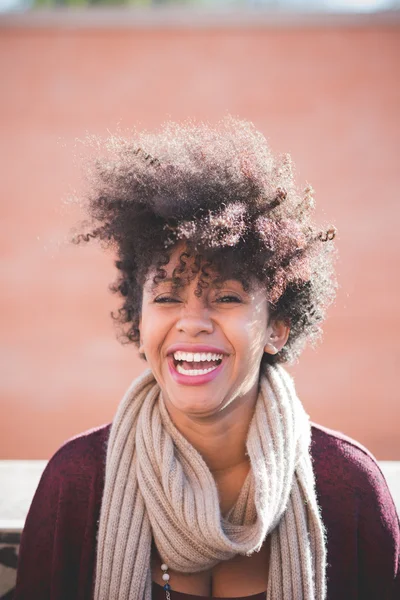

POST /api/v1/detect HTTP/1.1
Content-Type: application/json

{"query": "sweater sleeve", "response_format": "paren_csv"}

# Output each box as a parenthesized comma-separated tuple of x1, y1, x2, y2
(350, 446, 400, 599)
(14, 427, 107, 600)
(311, 425, 400, 599)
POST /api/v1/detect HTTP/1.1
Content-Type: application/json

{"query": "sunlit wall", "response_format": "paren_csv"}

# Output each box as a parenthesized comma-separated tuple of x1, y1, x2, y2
(0, 10, 399, 459)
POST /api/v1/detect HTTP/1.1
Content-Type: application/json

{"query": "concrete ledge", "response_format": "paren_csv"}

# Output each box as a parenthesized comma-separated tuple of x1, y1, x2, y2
(0, 461, 46, 541)
(379, 461, 400, 514)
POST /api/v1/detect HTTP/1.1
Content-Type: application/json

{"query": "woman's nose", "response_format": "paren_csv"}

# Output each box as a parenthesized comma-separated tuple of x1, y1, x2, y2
(175, 306, 214, 336)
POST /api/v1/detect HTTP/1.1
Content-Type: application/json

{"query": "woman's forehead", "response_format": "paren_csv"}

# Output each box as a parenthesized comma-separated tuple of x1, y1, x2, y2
(144, 265, 259, 295)
(142, 243, 263, 293)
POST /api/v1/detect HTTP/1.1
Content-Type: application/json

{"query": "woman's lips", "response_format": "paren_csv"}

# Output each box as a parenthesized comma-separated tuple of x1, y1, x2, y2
(167, 355, 225, 386)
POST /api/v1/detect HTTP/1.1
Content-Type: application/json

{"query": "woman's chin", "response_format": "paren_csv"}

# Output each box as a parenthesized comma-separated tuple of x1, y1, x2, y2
(158, 358, 231, 417)
(164, 390, 225, 419)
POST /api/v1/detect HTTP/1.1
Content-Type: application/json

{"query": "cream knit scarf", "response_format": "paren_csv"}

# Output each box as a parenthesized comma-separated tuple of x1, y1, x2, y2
(94, 363, 327, 600)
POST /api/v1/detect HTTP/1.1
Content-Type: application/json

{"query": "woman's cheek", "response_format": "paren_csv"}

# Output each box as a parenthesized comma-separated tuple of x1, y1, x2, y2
(145, 312, 172, 361)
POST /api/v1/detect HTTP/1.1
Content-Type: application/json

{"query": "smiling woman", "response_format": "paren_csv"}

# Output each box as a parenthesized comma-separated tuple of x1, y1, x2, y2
(139, 245, 285, 418)
(14, 119, 399, 600)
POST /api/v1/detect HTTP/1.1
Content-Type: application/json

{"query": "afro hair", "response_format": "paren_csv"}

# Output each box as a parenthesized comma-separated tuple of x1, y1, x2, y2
(74, 117, 336, 365)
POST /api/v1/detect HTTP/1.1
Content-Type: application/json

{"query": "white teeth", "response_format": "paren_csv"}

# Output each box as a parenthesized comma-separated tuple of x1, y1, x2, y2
(173, 351, 224, 362)
(176, 364, 219, 376)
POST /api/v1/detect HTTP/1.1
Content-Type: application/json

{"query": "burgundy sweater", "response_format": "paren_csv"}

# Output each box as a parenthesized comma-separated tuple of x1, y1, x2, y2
(14, 423, 400, 600)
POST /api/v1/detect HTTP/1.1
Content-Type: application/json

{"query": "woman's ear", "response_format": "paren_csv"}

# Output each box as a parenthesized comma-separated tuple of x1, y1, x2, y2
(138, 338, 147, 361)
(264, 319, 290, 355)
(138, 319, 145, 355)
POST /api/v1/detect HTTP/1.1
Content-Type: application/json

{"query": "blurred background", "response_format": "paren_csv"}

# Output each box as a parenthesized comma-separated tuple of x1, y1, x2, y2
(0, 0, 399, 463)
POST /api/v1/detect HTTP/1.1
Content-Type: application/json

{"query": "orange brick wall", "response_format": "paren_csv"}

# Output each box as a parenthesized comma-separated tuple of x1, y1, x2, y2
(0, 20, 399, 459)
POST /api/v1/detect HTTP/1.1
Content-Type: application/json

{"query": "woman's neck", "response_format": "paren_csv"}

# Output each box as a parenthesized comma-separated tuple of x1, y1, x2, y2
(163, 383, 259, 474)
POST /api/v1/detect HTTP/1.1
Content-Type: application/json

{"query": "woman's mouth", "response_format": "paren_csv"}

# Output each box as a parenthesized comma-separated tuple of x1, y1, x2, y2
(174, 352, 222, 376)
(167, 351, 225, 385)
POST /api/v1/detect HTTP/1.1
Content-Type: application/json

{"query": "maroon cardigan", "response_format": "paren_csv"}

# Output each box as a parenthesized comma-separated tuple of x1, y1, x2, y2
(14, 423, 400, 600)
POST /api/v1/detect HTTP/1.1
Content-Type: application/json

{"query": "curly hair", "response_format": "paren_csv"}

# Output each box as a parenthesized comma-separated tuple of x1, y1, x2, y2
(74, 117, 337, 365)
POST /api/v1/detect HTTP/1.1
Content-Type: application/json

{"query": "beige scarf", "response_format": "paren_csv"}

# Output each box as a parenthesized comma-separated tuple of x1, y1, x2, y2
(94, 363, 327, 600)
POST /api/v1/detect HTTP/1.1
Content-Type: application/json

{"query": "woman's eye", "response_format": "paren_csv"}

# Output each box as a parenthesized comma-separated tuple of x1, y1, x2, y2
(216, 295, 241, 303)
(154, 296, 180, 303)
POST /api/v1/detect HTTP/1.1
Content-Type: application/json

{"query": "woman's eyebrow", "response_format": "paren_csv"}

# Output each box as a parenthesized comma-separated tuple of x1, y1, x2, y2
(152, 277, 175, 286)
(146, 278, 178, 294)
(213, 277, 251, 291)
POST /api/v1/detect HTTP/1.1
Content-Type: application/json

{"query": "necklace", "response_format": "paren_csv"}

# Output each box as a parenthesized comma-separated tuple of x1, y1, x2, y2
(160, 563, 171, 599)
(159, 565, 213, 598)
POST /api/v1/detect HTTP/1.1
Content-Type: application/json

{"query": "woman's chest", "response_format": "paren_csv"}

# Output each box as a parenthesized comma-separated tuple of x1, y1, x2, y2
(151, 538, 270, 597)
(150, 462, 270, 596)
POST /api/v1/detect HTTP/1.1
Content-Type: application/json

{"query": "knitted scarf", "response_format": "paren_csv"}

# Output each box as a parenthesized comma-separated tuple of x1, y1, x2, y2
(94, 363, 327, 600)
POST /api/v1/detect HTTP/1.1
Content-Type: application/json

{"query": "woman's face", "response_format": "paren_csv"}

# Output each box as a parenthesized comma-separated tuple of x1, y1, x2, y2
(139, 245, 274, 418)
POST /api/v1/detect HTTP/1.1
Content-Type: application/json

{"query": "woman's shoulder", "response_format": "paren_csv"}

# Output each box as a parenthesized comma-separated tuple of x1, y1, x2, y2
(311, 422, 376, 462)
(310, 423, 399, 596)
(22, 423, 112, 535)
(26, 422, 112, 530)
(15, 424, 112, 599)
(310, 422, 399, 513)
(310, 422, 393, 494)
(45, 422, 111, 478)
